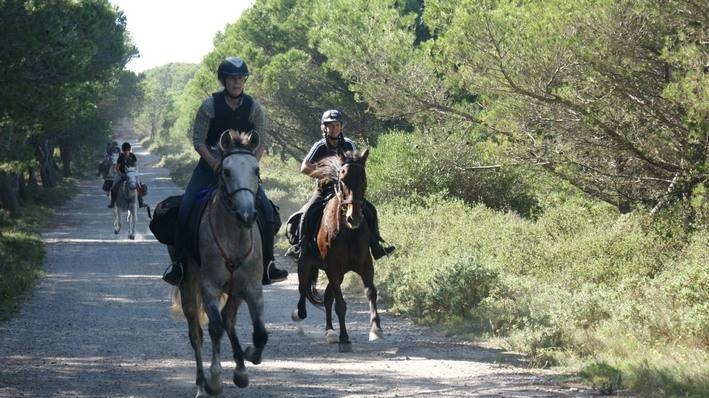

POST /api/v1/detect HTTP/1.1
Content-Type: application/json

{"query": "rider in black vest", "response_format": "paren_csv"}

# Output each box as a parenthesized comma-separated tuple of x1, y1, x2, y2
(162, 57, 288, 286)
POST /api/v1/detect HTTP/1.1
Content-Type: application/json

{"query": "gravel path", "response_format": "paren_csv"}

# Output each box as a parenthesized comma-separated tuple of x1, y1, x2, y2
(0, 123, 598, 397)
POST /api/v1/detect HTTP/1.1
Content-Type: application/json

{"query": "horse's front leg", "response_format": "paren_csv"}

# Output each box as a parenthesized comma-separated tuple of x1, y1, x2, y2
(221, 295, 249, 388)
(203, 293, 225, 396)
(360, 263, 383, 341)
(128, 200, 137, 240)
(113, 207, 120, 234)
(243, 284, 268, 368)
(180, 283, 208, 398)
(292, 258, 311, 322)
(323, 284, 338, 344)
(329, 281, 351, 352)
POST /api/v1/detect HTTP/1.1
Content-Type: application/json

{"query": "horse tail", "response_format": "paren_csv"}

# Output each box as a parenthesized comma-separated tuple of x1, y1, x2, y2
(170, 286, 228, 326)
(305, 267, 324, 308)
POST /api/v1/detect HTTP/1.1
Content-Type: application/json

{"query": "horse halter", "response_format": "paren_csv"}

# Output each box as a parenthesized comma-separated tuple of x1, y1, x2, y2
(218, 149, 258, 214)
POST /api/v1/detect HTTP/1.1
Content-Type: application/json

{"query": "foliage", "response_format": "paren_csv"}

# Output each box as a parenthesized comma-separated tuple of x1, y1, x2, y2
(374, 191, 707, 395)
(0, 0, 138, 213)
(368, 129, 539, 216)
(135, 63, 198, 141)
(580, 362, 622, 395)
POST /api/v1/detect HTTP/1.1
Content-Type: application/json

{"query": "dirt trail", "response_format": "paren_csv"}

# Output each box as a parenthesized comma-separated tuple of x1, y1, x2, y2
(0, 121, 597, 397)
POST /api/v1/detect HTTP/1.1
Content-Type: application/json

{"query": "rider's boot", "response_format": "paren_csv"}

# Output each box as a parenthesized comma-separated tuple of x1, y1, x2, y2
(163, 227, 186, 286)
(138, 195, 146, 208)
(371, 240, 395, 260)
(260, 221, 288, 285)
(364, 203, 395, 260)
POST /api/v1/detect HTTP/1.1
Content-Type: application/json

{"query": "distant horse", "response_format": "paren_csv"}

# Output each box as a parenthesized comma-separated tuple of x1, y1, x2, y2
(112, 166, 139, 240)
(99, 152, 119, 195)
(292, 149, 384, 352)
(170, 131, 267, 397)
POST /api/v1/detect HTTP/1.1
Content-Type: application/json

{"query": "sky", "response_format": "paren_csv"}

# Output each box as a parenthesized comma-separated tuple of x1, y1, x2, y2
(109, 0, 255, 73)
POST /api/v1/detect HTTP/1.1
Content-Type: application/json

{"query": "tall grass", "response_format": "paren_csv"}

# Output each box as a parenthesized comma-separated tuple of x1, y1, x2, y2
(0, 181, 75, 321)
(374, 193, 708, 396)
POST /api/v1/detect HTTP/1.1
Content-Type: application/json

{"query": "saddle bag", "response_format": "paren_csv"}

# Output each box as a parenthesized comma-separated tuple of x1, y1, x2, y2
(102, 179, 113, 192)
(149, 195, 182, 245)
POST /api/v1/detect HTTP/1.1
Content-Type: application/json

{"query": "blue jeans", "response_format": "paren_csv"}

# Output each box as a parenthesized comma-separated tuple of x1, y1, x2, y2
(177, 159, 217, 227)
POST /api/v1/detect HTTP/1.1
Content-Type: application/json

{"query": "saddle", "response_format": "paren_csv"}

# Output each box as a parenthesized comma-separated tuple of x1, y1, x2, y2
(286, 200, 327, 251)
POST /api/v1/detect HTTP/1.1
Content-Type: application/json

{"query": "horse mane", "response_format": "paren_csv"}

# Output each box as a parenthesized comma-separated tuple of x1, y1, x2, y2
(311, 150, 366, 186)
(220, 130, 257, 153)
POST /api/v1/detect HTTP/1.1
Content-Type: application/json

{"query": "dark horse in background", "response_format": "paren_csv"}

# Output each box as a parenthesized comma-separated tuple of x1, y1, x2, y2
(292, 149, 384, 352)
(170, 131, 267, 397)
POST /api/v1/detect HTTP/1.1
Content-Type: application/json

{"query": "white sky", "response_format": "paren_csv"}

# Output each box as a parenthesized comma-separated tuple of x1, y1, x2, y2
(109, 0, 255, 73)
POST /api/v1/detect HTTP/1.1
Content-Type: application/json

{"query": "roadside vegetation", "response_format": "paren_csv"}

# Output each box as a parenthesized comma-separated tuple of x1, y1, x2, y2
(0, 1, 138, 321)
(137, 1, 706, 396)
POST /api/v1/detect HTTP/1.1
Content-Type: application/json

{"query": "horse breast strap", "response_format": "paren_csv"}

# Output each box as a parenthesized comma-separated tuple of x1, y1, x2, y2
(208, 200, 253, 272)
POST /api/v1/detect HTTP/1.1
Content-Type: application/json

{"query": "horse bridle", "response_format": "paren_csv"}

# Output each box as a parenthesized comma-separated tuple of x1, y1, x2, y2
(218, 149, 258, 214)
(334, 162, 365, 213)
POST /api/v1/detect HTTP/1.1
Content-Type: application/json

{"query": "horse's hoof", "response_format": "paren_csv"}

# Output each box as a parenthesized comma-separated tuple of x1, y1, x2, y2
(233, 370, 249, 388)
(114, 230, 119, 235)
(369, 327, 384, 341)
(244, 345, 262, 365)
(338, 342, 353, 353)
(292, 309, 304, 322)
(128, 235, 135, 240)
(195, 388, 209, 398)
(204, 381, 222, 397)
(325, 329, 338, 344)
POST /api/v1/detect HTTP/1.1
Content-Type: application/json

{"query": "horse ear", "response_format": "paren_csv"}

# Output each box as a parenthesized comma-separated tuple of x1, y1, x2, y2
(336, 146, 346, 160)
(219, 129, 233, 152)
(360, 148, 369, 165)
(248, 131, 260, 151)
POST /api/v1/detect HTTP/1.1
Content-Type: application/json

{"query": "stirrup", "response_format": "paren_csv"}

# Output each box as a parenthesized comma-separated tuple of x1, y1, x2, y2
(284, 244, 301, 259)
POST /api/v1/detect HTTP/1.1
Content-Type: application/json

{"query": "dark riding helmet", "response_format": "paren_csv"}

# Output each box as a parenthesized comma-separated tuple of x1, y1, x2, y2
(217, 57, 249, 83)
(121, 142, 131, 151)
(321, 109, 343, 125)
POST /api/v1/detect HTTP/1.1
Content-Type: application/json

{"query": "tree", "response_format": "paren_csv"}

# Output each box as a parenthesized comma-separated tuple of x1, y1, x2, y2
(0, 0, 137, 212)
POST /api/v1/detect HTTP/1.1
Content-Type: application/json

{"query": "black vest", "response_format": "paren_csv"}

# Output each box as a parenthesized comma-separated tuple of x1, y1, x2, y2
(206, 91, 254, 146)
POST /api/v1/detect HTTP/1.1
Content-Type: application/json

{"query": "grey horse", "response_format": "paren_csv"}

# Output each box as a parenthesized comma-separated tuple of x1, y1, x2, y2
(112, 166, 139, 240)
(170, 130, 267, 398)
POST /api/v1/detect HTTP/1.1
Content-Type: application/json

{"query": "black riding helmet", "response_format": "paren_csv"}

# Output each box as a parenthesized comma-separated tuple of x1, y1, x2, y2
(121, 142, 131, 151)
(217, 57, 249, 84)
(321, 109, 346, 148)
(321, 109, 343, 125)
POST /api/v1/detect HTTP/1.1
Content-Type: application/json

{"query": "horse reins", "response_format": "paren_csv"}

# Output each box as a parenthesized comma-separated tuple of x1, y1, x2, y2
(334, 162, 365, 213)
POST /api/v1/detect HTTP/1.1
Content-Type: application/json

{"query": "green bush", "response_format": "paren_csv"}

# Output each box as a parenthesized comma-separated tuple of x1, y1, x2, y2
(367, 130, 539, 217)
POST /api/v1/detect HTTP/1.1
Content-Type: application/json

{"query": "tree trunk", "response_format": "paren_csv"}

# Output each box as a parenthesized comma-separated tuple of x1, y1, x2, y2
(0, 171, 21, 216)
(60, 144, 71, 177)
(35, 139, 61, 188)
(27, 167, 39, 188)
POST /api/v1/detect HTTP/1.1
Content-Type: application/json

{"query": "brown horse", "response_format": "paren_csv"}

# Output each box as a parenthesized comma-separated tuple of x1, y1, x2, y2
(292, 149, 384, 352)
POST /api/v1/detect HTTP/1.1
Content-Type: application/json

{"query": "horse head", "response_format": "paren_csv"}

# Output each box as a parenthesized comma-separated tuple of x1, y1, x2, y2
(124, 167, 139, 190)
(336, 149, 369, 229)
(217, 129, 260, 227)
